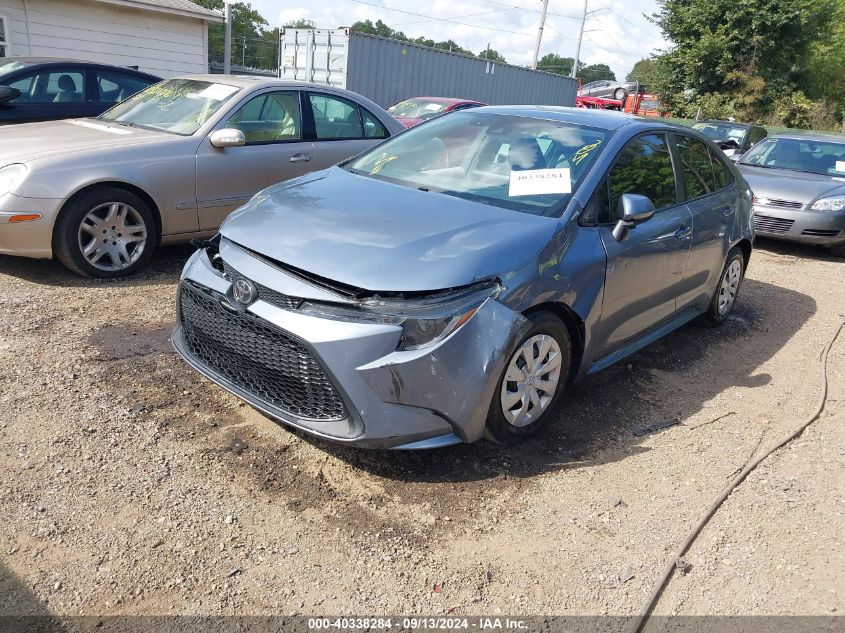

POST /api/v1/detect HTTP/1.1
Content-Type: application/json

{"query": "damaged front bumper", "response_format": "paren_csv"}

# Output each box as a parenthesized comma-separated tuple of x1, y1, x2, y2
(171, 239, 529, 449)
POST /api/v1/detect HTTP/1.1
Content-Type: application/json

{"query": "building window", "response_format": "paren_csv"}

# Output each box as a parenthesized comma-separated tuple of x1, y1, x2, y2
(0, 15, 10, 57)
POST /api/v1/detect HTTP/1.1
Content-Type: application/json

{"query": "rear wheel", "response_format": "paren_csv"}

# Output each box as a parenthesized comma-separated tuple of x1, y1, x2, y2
(830, 243, 845, 258)
(54, 186, 157, 278)
(485, 312, 572, 445)
(704, 247, 745, 326)
(614, 88, 627, 101)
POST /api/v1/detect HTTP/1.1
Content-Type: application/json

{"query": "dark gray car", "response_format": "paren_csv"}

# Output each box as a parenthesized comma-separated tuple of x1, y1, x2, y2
(173, 107, 754, 449)
(691, 120, 768, 159)
(738, 134, 845, 257)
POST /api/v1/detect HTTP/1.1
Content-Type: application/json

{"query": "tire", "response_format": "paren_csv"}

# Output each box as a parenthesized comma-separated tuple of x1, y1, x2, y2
(484, 311, 572, 446)
(830, 242, 845, 258)
(614, 88, 627, 101)
(53, 186, 157, 279)
(704, 247, 745, 326)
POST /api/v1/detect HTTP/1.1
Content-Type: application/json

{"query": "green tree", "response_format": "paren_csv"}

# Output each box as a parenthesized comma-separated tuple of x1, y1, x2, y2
(192, 0, 272, 69)
(478, 47, 506, 63)
(579, 63, 615, 83)
(537, 53, 576, 76)
(626, 58, 656, 85)
(651, 0, 835, 120)
(283, 19, 316, 29)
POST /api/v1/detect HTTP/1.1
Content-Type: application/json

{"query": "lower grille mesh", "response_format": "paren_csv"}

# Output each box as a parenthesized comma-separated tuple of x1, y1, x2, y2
(179, 282, 346, 421)
(753, 214, 794, 235)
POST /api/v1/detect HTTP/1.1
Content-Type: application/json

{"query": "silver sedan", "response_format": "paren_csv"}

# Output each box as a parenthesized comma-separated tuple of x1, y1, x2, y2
(738, 134, 845, 257)
(0, 75, 403, 277)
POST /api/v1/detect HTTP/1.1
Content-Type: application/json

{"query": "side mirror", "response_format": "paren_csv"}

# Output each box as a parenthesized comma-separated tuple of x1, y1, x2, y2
(612, 193, 656, 242)
(209, 128, 245, 149)
(0, 85, 21, 104)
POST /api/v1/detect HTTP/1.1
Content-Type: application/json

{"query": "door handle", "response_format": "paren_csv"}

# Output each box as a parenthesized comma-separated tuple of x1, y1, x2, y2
(290, 153, 312, 163)
(674, 225, 692, 240)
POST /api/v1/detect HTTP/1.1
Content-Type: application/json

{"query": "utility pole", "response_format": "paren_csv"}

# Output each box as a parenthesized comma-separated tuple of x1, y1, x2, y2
(531, 0, 549, 70)
(223, 2, 232, 74)
(571, 0, 588, 79)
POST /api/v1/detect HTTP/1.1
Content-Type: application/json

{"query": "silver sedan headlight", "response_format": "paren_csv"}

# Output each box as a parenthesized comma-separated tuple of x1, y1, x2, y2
(300, 282, 502, 350)
(810, 196, 845, 211)
(0, 164, 28, 197)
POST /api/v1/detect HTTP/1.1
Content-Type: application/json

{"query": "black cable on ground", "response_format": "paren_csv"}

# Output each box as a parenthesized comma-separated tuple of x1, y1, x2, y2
(628, 317, 845, 633)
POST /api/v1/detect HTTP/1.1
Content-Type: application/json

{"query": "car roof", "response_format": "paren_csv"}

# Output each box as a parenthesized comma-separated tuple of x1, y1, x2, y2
(0, 57, 160, 77)
(176, 74, 365, 91)
(694, 119, 755, 129)
(469, 105, 686, 132)
(769, 132, 845, 143)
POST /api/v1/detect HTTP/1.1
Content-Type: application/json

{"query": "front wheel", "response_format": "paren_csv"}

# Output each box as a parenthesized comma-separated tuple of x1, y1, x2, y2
(484, 312, 572, 445)
(614, 88, 627, 101)
(704, 247, 745, 326)
(54, 186, 157, 278)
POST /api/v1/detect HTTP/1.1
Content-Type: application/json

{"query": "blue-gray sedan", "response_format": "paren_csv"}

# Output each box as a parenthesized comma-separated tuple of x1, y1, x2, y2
(172, 107, 754, 449)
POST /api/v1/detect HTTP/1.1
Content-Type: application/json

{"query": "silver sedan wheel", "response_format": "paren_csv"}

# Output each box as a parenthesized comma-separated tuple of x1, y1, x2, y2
(77, 202, 148, 272)
(500, 334, 562, 428)
(717, 259, 742, 316)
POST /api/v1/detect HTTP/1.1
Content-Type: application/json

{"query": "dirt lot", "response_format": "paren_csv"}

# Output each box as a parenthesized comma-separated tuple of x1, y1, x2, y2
(0, 240, 843, 620)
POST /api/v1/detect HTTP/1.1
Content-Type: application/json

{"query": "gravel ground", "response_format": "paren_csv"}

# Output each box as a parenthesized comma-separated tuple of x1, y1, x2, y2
(0, 239, 843, 620)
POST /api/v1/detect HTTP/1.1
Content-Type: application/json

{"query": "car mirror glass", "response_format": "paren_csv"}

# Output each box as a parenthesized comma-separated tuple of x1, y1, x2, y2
(209, 128, 246, 149)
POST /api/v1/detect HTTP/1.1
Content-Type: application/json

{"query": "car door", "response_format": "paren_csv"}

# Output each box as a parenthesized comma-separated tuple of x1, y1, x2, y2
(195, 89, 316, 231)
(593, 133, 693, 352)
(672, 133, 736, 310)
(305, 91, 388, 167)
(4, 66, 89, 123)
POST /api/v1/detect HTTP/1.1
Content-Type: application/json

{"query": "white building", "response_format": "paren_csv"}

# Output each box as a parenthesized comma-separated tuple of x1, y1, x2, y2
(0, 0, 222, 77)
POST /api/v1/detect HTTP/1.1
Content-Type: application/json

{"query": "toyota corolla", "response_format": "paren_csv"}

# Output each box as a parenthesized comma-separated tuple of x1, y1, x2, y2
(173, 107, 754, 449)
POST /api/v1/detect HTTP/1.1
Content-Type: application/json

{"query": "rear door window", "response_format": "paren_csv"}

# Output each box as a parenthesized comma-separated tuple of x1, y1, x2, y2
(309, 93, 364, 140)
(675, 135, 717, 200)
(95, 69, 153, 104)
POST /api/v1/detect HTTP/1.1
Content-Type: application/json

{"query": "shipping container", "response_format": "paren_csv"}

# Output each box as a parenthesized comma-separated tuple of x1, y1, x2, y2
(279, 29, 578, 109)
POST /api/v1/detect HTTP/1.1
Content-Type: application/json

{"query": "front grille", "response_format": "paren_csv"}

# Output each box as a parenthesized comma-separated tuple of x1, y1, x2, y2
(801, 229, 840, 237)
(764, 198, 803, 210)
(753, 214, 794, 235)
(222, 261, 301, 311)
(179, 281, 346, 421)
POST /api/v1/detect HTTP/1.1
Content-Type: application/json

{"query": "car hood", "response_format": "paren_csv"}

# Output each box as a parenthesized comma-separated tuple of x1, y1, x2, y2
(220, 167, 560, 293)
(0, 118, 170, 164)
(738, 164, 845, 204)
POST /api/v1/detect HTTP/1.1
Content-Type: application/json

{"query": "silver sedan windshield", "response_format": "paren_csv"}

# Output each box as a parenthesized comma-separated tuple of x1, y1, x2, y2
(346, 111, 608, 216)
(98, 78, 241, 135)
(740, 137, 845, 176)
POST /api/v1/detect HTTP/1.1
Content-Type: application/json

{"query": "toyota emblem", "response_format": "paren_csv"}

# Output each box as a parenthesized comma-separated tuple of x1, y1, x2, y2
(232, 277, 257, 306)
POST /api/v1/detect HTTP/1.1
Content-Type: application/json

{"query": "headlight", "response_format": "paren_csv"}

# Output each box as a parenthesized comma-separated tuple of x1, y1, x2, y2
(0, 164, 28, 197)
(810, 196, 845, 211)
(300, 282, 502, 350)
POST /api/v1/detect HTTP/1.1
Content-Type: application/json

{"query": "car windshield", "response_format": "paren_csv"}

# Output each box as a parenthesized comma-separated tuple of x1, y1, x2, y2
(739, 137, 845, 176)
(345, 111, 609, 216)
(97, 78, 240, 135)
(692, 122, 748, 144)
(388, 98, 450, 120)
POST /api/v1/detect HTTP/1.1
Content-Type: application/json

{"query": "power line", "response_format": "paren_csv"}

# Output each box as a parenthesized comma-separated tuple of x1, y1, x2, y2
(348, 0, 576, 39)
(475, 0, 582, 20)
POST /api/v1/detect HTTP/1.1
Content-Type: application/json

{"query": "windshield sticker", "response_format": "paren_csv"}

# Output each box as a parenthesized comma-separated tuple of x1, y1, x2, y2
(835, 161, 845, 173)
(573, 140, 602, 165)
(509, 168, 572, 197)
(194, 84, 239, 101)
(424, 103, 442, 111)
(364, 153, 398, 175)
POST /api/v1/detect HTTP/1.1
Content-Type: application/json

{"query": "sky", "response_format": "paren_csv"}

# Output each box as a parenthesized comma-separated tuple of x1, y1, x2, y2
(247, 0, 668, 81)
